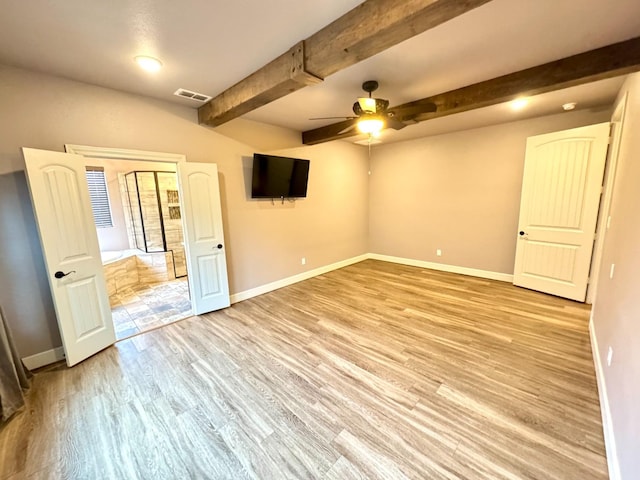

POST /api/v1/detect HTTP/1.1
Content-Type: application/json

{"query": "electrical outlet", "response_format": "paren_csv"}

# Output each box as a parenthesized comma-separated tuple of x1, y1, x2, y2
(301, 257, 306, 265)
(610, 263, 615, 279)
(436, 249, 442, 257)
(607, 347, 613, 366)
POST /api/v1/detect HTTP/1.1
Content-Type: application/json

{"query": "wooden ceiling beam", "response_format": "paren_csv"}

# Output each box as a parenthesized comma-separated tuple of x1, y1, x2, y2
(198, 0, 493, 127)
(198, 42, 321, 127)
(302, 36, 640, 145)
(303, 0, 493, 79)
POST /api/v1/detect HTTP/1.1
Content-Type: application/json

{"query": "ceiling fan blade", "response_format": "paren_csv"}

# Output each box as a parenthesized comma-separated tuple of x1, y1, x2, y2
(337, 122, 358, 135)
(390, 101, 437, 120)
(310, 116, 357, 120)
(386, 117, 406, 130)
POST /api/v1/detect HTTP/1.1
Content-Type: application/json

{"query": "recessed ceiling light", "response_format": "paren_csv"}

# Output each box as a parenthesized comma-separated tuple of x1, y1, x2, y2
(562, 102, 577, 111)
(510, 98, 529, 111)
(135, 55, 162, 72)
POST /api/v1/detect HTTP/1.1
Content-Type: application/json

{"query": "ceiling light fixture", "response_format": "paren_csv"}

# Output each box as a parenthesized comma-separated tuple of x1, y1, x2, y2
(135, 55, 163, 72)
(510, 98, 529, 111)
(357, 115, 385, 135)
(358, 97, 377, 113)
(562, 102, 577, 111)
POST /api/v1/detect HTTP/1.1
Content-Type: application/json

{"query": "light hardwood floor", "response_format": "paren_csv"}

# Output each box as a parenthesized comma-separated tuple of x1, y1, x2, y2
(0, 260, 607, 479)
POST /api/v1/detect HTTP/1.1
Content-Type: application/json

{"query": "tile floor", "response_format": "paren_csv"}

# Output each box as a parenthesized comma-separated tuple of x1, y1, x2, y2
(110, 278, 192, 340)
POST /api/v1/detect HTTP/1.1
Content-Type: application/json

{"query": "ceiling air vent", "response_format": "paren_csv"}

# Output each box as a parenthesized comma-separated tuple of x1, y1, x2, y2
(173, 88, 212, 103)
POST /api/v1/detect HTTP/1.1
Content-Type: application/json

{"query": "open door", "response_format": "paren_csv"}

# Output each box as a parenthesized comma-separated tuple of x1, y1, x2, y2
(23, 148, 115, 366)
(513, 123, 609, 301)
(177, 163, 230, 314)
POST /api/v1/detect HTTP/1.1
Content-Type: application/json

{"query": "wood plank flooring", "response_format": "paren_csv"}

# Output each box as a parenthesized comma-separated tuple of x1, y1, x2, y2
(0, 260, 608, 479)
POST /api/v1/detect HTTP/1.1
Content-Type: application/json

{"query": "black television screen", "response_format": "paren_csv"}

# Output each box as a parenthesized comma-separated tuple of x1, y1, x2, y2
(251, 153, 310, 198)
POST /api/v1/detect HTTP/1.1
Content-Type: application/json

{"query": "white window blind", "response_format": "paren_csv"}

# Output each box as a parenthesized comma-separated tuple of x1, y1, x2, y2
(85, 167, 113, 228)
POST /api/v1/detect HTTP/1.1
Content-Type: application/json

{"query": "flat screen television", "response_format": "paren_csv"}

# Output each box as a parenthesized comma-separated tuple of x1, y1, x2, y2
(251, 153, 310, 198)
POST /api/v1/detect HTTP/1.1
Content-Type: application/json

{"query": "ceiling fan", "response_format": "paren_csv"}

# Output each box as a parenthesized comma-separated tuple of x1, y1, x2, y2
(310, 80, 437, 136)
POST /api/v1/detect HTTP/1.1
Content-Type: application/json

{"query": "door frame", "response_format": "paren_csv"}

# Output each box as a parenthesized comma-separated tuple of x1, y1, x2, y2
(586, 93, 628, 304)
(64, 144, 190, 321)
(65, 145, 187, 164)
(65, 145, 232, 313)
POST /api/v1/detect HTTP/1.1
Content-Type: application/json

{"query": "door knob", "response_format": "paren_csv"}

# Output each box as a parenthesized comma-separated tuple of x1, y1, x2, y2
(54, 270, 76, 279)
(519, 231, 528, 236)
(217, 244, 223, 249)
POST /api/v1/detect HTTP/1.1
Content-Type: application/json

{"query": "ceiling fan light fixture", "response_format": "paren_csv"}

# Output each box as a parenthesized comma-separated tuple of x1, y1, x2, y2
(358, 97, 377, 113)
(357, 116, 385, 135)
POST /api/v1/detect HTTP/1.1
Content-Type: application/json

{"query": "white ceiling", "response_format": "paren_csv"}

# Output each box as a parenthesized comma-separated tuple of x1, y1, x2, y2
(0, 0, 639, 144)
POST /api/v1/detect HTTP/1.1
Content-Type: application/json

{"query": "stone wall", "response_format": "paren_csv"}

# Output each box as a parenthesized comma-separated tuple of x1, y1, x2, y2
(103, 251, 177, 305)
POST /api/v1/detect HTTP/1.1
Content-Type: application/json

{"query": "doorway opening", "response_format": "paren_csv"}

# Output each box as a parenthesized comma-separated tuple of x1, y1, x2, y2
(87, 159, 192, 340)
(24, 144, 230, 366)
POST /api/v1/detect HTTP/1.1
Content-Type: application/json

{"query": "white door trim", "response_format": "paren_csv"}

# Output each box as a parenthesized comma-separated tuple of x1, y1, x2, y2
(589, 319, 621, 480)
(586, 93, 628, 304)
(64, 144, 186, 163)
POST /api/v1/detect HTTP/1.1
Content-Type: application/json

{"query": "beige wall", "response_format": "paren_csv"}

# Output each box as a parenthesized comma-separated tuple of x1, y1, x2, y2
(242, 141, 370, 290)
(368, 109, 611, 274)
(591, 73, 640, 480)
(0, 65, 369, 357)
(214, 118, 303, 152)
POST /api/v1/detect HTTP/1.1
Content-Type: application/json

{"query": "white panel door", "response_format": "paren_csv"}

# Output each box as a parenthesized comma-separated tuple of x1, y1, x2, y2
(23, 148, 115, 366)
(177, 163, 230, 314)
(513, 123, 610, 301)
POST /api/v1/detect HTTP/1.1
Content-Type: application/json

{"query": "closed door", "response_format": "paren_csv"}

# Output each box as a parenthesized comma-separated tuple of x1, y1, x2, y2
(513, 123, 610, 301)
(23, 148, 116, 366)
(177, 163, 230, 314)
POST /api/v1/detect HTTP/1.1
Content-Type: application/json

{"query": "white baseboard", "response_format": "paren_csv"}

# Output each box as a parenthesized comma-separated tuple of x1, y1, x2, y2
(589, 318, 620, 480)
(368, 253, 514, 283)
(22, 346, 65, 370)
(230, 253, 512, 304)
(230, 254, 369, 304)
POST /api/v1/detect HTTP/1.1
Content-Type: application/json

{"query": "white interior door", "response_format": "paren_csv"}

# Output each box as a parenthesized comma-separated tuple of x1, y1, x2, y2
(23, 148, 115, 366)
(513, 123, 610, 301)
(177, 163, 230, 314)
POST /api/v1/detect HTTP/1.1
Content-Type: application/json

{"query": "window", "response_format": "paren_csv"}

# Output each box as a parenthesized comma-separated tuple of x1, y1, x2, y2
(85, 166, 113, 228)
